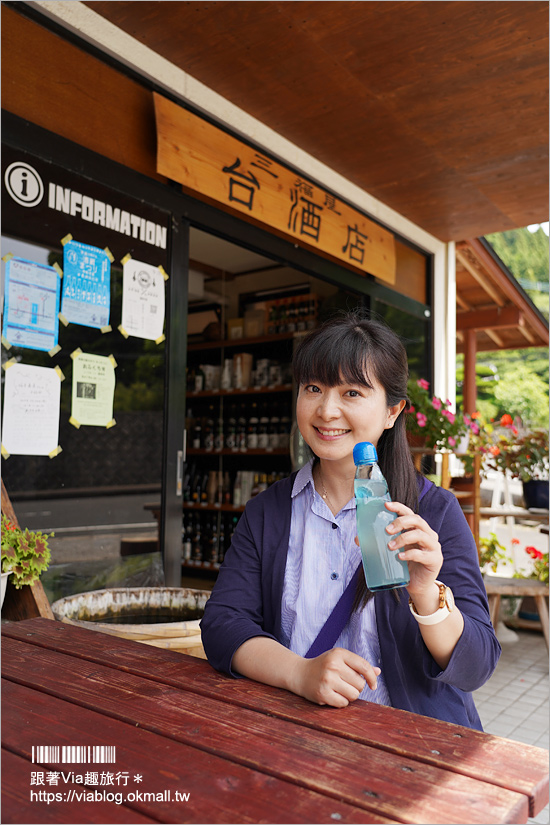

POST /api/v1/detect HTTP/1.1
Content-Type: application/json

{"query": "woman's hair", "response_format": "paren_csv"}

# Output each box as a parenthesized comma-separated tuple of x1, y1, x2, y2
(293, 310, 419, 608)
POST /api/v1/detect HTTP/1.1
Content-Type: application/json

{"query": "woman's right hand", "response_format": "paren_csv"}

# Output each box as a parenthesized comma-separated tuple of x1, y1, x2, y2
(289, 647, 381, 708)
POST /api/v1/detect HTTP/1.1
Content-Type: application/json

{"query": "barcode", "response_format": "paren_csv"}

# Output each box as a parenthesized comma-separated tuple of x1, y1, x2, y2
(32, 746, 116, 764)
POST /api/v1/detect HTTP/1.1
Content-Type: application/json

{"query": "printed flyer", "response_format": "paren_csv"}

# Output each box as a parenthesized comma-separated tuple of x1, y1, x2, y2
(60, 240, 111, 329)
(2, 256, 61, 352)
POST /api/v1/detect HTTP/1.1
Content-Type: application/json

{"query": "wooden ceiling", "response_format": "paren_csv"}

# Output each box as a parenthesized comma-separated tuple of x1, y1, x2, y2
(456, 238, 548, 352)
(85, 0, 549, 243)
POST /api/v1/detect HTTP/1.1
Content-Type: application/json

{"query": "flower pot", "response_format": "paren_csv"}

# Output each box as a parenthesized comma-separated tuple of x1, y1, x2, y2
(522, 480, 549, 510)
(1, 571, 10, 608)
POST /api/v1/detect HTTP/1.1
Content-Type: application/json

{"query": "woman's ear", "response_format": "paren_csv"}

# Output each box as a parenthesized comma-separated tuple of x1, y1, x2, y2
(385, 399, 407, 429)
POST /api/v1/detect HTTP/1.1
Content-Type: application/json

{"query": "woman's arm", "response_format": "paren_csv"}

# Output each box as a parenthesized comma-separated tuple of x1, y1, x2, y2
(383, 500, 465, 670)
(232, 637, 381, 708)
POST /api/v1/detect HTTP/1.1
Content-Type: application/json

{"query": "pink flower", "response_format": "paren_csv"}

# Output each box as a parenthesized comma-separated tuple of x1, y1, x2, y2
(409, 405, 416, 414)
(470, 423, 480, 435)
(442, 410, 455, 424)
(417, 379, 430, 390)
(448, 437, 456, 447)
(416, 413, 428, 428)
(432, 397, 442, 410)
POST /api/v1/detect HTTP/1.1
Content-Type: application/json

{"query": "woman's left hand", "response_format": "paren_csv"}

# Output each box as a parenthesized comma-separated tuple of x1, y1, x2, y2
(383, 500, 443, 597)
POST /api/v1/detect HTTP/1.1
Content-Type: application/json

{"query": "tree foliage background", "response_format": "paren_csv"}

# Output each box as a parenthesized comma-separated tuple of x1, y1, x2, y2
(456, 226, 549, 427)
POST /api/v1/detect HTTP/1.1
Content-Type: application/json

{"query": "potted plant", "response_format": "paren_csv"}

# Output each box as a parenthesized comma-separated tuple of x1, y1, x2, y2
(479, 532, 512, 575)
(490, 419, 549, 509)
(406, 378, 466, 451)
(1, 513, 52, 605)
(460, 411, 497, 478)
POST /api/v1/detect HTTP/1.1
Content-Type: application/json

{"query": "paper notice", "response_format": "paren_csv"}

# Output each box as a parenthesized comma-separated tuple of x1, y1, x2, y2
(121, 258, 165, 341)
(2, 364, 61, 455)
(71, 352, 116, 427)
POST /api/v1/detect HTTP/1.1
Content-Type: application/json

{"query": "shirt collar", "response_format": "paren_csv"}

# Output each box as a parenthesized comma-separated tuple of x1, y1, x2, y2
(291, 459, 315, 498)
(291, 459, 355, 512)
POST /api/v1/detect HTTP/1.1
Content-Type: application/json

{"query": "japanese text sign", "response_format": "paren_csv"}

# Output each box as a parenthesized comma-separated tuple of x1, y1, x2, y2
(154, 93, 396, 284)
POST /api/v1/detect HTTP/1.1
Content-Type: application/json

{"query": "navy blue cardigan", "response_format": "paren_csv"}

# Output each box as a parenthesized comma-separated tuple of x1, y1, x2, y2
(201, 475, 501, 730)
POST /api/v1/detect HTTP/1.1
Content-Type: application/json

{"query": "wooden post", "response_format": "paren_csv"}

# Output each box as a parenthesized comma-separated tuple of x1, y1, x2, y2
(1, 480, 54, 621)
(463, 329, 478, 414)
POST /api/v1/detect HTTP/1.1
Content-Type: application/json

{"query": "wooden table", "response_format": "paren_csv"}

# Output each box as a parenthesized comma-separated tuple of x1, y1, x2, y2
(2, 619, 548, 825)
(484, 574, 549, 650)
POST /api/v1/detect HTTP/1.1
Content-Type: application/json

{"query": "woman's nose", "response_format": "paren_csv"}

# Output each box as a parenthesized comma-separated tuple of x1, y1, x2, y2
(317, 392, 340, 419)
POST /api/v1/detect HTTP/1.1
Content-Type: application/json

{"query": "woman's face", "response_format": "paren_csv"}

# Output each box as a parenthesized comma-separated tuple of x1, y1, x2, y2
(296, 374, 405, 466)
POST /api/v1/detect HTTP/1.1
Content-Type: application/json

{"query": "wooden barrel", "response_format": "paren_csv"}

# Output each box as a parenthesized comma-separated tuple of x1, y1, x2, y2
(51, 587, 210, 659)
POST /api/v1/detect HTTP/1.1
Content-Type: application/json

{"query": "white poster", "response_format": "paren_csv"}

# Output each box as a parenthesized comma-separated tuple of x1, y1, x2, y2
(120, 258, 165, 341)
(2, 364, 61, 456)
(71, 352, 116, 427)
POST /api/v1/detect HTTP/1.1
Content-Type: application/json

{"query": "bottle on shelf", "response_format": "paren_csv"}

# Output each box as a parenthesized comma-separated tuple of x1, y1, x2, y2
(203, 406, 215, 452)
(268, 410, 280, 450)
(247, 402, 259, 449)
(226, 404, 237, 451)
(258, 403, 269, 449)
(191, 516, 202, 563)
(233, 471, 242, 507)
(214, 417, 224, 451)
(237, 403, 247, 452)
(192, 417, 202, 450)
(194, 365, 205, 392)
(206, 470, 218, 505)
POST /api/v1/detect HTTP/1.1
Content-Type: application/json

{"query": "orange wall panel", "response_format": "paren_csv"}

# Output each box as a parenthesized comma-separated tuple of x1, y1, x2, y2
(1, 6, 162, 183)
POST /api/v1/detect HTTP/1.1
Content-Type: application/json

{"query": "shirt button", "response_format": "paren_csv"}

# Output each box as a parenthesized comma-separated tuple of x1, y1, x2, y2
(331, 572, 339, 580)
(332, 523, 338, 530)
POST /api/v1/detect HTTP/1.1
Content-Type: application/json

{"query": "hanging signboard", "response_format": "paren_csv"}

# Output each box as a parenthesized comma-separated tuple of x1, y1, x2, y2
(154, 92, 396, 285)
(2, 146, 170, 271)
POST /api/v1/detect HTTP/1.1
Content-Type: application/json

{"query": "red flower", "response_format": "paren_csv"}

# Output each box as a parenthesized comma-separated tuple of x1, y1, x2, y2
(511, 538, 520, 546)
(500, 414, 513, 427)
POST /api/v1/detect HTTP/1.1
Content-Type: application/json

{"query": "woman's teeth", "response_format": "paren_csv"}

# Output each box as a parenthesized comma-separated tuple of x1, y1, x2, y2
(316, 427, 350, 436)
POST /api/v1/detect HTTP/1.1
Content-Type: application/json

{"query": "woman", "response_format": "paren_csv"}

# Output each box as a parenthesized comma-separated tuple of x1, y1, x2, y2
(201, 312, 500, 729)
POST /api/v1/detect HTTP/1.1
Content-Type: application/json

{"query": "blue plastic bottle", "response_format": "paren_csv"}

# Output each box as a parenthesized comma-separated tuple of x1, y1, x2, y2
(353, 441, 410, 591)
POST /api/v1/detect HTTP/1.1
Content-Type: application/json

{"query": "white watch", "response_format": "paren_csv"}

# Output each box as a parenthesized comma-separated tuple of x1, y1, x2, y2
(409, 581, 455, 625)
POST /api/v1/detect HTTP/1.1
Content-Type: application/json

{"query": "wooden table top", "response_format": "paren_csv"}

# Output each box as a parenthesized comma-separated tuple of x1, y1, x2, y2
(2, 618, 548, 824)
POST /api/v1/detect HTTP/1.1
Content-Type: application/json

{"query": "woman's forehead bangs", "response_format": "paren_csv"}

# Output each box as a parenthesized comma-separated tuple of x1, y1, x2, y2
(294, 328, 374, 388)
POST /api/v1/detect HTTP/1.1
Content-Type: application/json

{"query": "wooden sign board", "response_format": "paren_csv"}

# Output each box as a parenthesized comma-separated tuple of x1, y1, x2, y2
(154, 93, 396, 284)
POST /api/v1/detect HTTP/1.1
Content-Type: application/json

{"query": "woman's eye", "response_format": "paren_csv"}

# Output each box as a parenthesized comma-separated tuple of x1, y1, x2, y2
(304, 384, 320, 393)
(347, 389, 361, 398)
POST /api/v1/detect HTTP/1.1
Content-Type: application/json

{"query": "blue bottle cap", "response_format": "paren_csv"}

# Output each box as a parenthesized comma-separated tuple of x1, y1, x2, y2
(353, 441, 378, 465)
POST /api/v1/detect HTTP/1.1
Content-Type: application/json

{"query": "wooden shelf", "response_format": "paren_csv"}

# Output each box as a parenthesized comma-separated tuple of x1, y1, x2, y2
(187, 384, 292, 398)
(187, 332, 296, 351)
(186, 447, 289, 456)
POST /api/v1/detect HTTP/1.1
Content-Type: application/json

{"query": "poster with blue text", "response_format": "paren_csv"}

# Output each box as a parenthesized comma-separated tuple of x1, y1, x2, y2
(2, 256, 61, 352)
(60, 240, 111, 329)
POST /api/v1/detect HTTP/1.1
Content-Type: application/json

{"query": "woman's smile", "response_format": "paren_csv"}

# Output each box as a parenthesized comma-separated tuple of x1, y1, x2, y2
(313, 425, 351, 440)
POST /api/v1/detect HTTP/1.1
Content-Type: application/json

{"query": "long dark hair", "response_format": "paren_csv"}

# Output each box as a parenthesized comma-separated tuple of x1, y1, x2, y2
(293, 310, 419, 607)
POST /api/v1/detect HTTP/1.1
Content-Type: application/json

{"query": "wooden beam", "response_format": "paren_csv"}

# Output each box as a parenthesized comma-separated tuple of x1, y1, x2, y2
(485, 329, 504, 347)
(456, 249, 505, 307)
(462, 239, 549, 344)
(457, 306, 521, 330)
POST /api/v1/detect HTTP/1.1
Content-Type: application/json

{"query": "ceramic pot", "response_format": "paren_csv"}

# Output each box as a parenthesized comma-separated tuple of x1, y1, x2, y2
(1, 571, 10, 608)
(522, 479, 549, 510)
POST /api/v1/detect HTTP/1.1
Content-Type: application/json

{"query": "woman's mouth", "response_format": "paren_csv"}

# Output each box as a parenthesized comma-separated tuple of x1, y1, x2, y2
(313, 426, 351, 439)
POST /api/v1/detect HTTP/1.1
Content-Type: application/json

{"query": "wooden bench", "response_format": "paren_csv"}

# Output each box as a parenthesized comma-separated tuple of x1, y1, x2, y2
(484, 574, 549, 650)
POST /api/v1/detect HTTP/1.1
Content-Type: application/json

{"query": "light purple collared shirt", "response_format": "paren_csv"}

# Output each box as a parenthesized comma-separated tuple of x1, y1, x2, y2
(280, 459, 391, 705)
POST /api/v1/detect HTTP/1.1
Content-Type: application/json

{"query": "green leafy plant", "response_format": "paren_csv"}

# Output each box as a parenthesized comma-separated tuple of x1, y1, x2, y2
(490, 418, 549, 483)
(1, 514, 52, 589)
(406, 379, 466, 450)
(479, 532, 512, 574)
